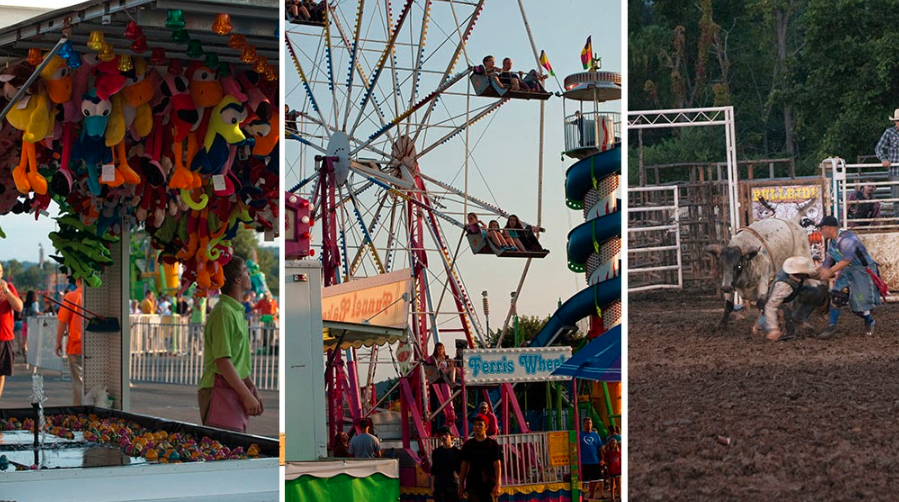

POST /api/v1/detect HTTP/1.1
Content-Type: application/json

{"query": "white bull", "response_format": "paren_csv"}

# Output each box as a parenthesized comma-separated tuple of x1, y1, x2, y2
(706, 216, 812, 329)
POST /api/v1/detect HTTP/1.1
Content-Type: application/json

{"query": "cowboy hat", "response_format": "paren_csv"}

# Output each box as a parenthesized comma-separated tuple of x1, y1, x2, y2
(890, 108, 899, 121)
(783, 256, 817, 275)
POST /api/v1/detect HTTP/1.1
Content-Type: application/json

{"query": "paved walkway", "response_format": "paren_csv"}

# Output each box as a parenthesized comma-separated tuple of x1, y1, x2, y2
(0, 361, 278, 438)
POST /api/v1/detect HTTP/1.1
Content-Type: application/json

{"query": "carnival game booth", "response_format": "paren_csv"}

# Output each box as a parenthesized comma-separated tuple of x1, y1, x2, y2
(0, 0, 279, 498)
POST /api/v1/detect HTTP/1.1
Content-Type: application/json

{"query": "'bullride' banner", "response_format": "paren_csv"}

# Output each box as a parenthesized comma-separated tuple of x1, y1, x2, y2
(462, 347, 572, 384)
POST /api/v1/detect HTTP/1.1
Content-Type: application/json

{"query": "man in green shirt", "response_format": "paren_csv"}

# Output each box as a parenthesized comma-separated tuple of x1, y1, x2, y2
(197, 256, 263, 430)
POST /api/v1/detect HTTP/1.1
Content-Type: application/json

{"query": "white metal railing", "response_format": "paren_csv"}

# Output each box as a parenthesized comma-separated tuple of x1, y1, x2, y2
(628, 186, 683, 292)
(421, 432, 570, 487)
(826, 159, 899, 230)
(24, 316, 278, 391)
(130, 320, 279, 391)
(564, 111, 621, 153)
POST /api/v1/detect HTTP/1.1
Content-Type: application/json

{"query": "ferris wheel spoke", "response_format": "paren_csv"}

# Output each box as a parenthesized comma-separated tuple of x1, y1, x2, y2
(298, 111, 392, 159)
(341, 0, 366, 131)
(415, 97, 507, 159)
(287, 131, 328, 154)
(287, 36, 331, 141)
(410, 0, 485, 147)
(350, 66, 472, 157)
(348, 0, 416, 138)
(329, 7, 396, 146)
(408, 0, 433, 112)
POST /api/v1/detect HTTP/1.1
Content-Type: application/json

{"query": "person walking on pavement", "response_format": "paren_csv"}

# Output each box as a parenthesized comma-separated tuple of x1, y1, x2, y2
(0, 263, 23, 401)
(459, 414, 503, 502)
(761, 256, 819, 342)
(55, 279, 83, 405)
(875, 109, 899, 217)
(431, 426, 462, 502)
(817, 216, 882, 338)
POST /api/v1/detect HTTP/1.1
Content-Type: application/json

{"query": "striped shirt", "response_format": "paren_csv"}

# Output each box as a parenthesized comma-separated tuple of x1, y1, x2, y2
(875, 126, 899, 176)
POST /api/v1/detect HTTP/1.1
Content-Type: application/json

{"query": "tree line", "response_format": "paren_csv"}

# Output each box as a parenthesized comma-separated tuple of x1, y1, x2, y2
(628, 0, 899, 178)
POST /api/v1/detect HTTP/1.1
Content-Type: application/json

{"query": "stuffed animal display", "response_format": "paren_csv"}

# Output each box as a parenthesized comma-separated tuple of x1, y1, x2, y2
(1, 48, 279, 293)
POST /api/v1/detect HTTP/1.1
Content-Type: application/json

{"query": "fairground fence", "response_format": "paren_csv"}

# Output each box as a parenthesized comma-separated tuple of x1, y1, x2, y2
(421, 432, 570, 488)
(26, 315, 279, 391)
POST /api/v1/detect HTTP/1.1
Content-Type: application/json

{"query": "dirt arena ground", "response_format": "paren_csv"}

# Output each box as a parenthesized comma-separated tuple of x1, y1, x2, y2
(628, 290, 899, 501)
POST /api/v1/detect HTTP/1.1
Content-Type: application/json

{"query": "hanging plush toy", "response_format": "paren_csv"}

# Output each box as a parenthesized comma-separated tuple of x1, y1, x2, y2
(4, 58, 62, 195)
(71, 88, 114, 196)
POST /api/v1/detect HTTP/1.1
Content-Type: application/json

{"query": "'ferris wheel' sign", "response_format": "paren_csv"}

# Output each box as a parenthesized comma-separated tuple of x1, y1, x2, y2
(462, 347, 572, 385)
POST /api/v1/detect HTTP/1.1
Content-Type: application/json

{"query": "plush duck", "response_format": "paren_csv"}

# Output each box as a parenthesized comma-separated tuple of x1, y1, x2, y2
(4, 60, 56, 195)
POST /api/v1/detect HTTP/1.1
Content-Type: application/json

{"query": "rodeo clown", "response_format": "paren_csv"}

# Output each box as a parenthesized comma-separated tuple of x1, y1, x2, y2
(817, 216, 884, 338)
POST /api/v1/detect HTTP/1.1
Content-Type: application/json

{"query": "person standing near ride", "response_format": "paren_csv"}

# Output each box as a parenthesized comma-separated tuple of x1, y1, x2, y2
(55, 279, 83, 405)
(431, 426, 462, 502)
(348, 418, 381, 458)
(875, 110, 899, 218)
(761, 256, 819, 342)
(19, 290, 39, 364)
(847, 181, 881, 226)
(603, 438, 622, 501)
(0, 263, 23, 401)
(580, 417, 605, 500)
(459, 414, 502, 502)
(198, 256, 264, 430)
(817, 216, 882, 338)
(477, 401, 499, 436)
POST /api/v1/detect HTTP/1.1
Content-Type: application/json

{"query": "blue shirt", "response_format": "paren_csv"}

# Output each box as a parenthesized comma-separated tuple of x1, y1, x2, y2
(825, 230, 872, 268)
(579, 431, 603, 465)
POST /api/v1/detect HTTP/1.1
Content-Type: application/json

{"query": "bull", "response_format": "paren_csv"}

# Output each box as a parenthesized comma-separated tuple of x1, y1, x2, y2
(705, 215, 812, 329)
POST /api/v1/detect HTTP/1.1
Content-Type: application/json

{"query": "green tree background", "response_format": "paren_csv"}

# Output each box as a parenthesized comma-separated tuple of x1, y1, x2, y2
(629, 0, 899, 177)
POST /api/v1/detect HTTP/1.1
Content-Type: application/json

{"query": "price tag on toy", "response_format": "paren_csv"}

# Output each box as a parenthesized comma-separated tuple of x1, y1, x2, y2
(239, 145, 250, 161)
(101, 164, 115, 182)
(264, 229, 275, 242)
(212, 175, 226, 191)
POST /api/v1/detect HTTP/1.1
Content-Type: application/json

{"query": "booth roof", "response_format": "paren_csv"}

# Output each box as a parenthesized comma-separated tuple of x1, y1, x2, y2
(323, 321, 407, 351)
(0, 0, 278, 67)
(285, 459, 400, 481)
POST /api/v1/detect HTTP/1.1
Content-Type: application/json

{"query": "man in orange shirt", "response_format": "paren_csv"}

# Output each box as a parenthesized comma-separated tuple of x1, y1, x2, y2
(0, 263, 24, 401)
(55, 279, 83, 405)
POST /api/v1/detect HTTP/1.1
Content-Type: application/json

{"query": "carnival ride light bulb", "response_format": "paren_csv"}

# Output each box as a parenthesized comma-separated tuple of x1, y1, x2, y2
(117, 54, 133, 72)
(186, 40, 204, 59)
(228, 34, 247, 50)
(87, 31, 106, 51)
(212, 13, 232, 35)
(264, 64, 277, 82)
(97, 43, 115, 62)
(26, 48, 43, 66)
(239, 45, 257, 64)
(300, 216, 310, 224)
(216, 62, 231, 77)
(165, 9, 186, 30)
(149, 48, 166, 66)
(171, 29, 190, 45)
(130, 37, 148, 54)
(253, 56, 268, 74)
(203, 53, 219, 69)
(123, 21, 143, 41)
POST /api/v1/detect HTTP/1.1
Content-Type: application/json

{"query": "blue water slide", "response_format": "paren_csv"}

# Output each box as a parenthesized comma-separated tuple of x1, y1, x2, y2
(565, 148, 621, 209)
(566, 211, 622, 272)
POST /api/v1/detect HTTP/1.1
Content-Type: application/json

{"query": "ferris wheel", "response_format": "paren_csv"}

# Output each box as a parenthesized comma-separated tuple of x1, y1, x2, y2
(286, 0, 551, 439)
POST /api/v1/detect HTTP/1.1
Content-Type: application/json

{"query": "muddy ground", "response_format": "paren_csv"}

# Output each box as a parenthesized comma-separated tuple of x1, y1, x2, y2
(628, 290, 899, 501)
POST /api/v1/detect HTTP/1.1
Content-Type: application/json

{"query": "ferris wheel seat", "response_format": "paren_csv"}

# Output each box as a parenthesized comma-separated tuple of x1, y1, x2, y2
(467, 232, 550, 258)
(469, 69, 552, 101)
(288, 16, 326, 27)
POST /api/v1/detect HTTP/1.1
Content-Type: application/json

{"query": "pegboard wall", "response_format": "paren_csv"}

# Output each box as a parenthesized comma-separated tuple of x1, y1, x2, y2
(83, 230, 131, 410)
